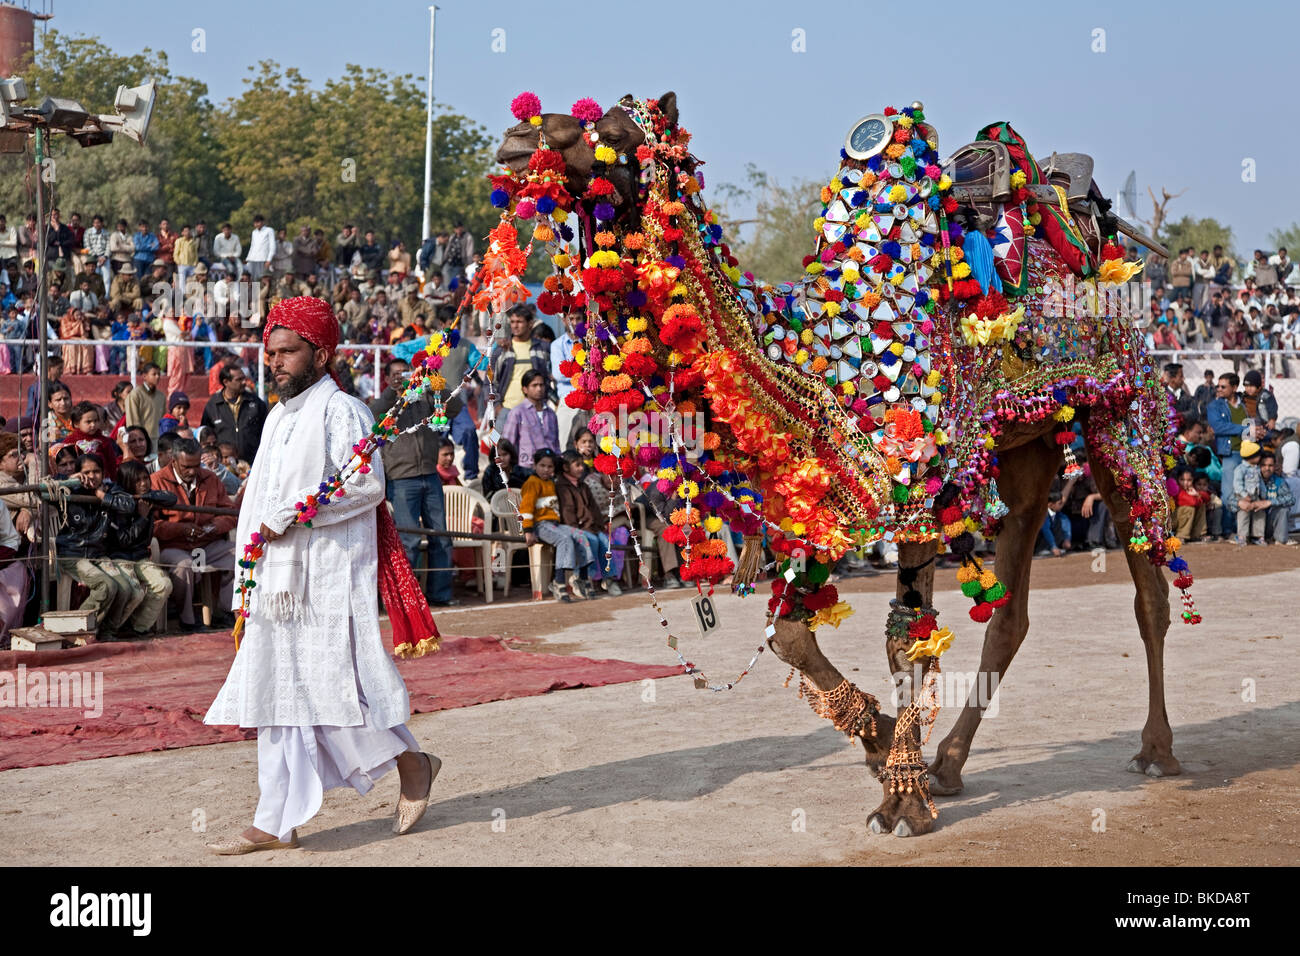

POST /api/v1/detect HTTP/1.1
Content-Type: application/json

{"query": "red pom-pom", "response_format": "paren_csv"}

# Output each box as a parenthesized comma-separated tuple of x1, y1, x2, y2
(969, 603, 994, 623)
(565, 390, 594, 410)
(594, 454, 618, 475)
(908, 613, 938, 639)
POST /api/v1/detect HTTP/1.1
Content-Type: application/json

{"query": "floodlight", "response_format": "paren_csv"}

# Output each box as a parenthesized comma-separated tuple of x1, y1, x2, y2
(0, 77, 28, 128)
(96, 78, 156, 144)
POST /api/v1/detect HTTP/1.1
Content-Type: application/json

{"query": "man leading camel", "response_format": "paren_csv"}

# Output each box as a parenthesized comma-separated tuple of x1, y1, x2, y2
(204, 297, 440, 853)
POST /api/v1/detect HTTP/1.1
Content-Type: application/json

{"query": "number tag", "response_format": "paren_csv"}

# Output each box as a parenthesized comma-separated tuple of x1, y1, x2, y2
(691, 593, 720, 639)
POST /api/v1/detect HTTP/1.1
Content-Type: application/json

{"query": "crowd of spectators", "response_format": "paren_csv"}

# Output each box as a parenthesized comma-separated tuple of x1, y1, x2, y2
(1034, 362, 1299, 557)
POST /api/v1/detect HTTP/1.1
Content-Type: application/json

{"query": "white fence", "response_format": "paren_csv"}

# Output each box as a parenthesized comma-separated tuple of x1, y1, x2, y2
(1149, 350, 1300, 421)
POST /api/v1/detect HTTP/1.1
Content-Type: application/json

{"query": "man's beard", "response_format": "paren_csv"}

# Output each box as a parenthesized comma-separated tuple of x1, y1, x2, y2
(277, 367, 319, 400)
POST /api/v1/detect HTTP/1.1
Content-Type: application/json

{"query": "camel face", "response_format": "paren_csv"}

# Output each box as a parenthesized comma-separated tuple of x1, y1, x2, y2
(494, 100, 658, 227)
(495, 114, 595, 199)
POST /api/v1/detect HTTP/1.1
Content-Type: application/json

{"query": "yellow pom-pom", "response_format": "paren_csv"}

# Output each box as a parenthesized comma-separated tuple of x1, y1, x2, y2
(925, 369, 942, 387)
(984, 436, 995, 450)
(795, 349, 809, 364)
(806, 262, 825, 275)
(897, 115, 914, 129)
(790, 522, 806, 536)
(594, 145, 616, 163)
(572, 348, 586, 365)
(841, 381, 856, 395)
(528, 115, 542, 127)
(1010, 170, 1027, 189)
(603, 354, 623, 371)
(979, 570, 997, 590)
(889, 272, 905, 286)
(956, 565, 978, 584)
(889, 341, 905, 356)
(1165, 536, 1182, 553)
(627, 316, 647, 333)
(552, 253, 570, 268)
(551, 209, 567, 223)
(704, 516, 724, 533)
(1053, 405, 1075, 422)
(813, 217, 827, 232)
(824, 301, 841, 317)
(800, 329, 814, 345)
(889, 184, 907, 203)
(952, 262, 971, 279)
(842, 268, 860, 283)
(938, 174, 951, 190)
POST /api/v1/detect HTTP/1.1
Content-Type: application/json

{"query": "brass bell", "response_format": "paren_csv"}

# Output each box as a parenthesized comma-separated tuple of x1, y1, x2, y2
(911, 101, 924, 112)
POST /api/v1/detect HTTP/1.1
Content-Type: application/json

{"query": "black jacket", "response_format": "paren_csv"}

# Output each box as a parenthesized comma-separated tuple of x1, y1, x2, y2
(201, 389, 268, 463)
(107, 489, 178, 560)
(55, 480, 135, 559)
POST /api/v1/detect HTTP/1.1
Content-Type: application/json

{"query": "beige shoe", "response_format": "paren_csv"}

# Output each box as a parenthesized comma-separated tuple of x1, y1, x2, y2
(566, 571, 588, 600)
(393, 753, 441, 835)
(207, 829, 299, 855)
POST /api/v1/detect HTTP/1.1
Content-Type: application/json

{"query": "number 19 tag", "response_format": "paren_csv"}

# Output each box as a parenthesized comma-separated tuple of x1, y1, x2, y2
(691, 593, 720, 639)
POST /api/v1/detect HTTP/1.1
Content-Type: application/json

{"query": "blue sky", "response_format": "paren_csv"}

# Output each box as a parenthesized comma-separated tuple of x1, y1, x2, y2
(56, 0, 1298, 253)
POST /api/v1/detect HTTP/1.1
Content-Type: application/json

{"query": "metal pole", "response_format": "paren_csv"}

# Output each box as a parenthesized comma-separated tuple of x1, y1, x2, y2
(420, 5, 438, 244)
(33, 127, 49, 616)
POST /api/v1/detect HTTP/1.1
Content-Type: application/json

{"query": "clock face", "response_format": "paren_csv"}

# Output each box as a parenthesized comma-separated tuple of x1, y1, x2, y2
(845, 114, 893, 160)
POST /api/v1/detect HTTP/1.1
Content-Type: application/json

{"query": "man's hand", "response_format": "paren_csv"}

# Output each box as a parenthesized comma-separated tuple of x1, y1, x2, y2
(14, 510, 30, 534)
(258, 522, 284, 542)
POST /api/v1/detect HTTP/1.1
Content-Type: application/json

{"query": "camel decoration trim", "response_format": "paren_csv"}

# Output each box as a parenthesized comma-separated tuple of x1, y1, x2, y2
(487, 91, 1199, 835)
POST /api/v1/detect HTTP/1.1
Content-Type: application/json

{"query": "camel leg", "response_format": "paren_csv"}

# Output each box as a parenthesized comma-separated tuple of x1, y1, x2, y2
(1087, 439, 1180, 778)
(766, 616, 896, 775)
(866, 540, 946, 837)
(927, 436, 1062, 795)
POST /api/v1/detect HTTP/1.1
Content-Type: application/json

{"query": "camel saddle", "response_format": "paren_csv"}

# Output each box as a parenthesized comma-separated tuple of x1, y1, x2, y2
(944, 143, 1167, 265)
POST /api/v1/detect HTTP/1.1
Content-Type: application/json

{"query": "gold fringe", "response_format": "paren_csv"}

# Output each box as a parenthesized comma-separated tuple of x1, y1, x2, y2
(231, 616, 244, 651)
(733, 535, 765, 588)
(410, 635, 442, 658)
(393, 641, 413, 659)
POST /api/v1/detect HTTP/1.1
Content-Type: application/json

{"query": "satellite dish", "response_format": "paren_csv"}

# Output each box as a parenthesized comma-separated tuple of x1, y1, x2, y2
(1120, 170, 1137, 218)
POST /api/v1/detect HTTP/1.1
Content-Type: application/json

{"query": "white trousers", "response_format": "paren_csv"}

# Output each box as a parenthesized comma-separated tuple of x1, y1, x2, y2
(252, 627, 419, 841)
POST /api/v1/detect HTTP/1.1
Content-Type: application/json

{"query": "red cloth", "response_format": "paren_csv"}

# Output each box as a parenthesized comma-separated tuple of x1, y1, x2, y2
(1175, 488, 1209, 508)
(264, 296, 438, 656)
(0, 632, 682, 770)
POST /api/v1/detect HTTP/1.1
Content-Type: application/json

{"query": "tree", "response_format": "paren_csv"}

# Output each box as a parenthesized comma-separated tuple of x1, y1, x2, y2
(0, 30, 237, 229)
(1268, 223, 1300, 255)
(1160, 216, 1234, 260)
(1141, 185, 1184, 240)
(712, 163, 822, 285)
(216, 62, 497, 247)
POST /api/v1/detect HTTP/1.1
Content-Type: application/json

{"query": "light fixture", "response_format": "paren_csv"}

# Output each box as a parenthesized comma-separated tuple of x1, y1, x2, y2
(0, 77, 28, 128)
(95, 78, 156, 144)
(35, 95, 89, 129)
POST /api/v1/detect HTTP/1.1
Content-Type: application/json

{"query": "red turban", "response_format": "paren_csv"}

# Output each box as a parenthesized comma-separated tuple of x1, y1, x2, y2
(263, 298, 439, 657)
(263, 295, 339, 355)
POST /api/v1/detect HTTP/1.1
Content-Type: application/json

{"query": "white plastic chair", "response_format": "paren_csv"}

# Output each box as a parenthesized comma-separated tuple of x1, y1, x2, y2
(490, 487, 552, 599)
(442, 485, 493, 604)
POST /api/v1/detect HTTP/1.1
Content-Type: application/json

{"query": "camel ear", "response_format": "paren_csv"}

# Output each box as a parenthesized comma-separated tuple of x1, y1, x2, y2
(658, 91, 678, 127)
(619, 93, 635, 108)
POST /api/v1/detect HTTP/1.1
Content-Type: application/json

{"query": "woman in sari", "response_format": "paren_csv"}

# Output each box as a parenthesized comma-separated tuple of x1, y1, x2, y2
(59, 307, 93, 373)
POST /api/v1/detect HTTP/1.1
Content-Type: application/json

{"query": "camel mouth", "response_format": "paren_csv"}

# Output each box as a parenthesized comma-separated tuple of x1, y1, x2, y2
(495, 124, 539, 171)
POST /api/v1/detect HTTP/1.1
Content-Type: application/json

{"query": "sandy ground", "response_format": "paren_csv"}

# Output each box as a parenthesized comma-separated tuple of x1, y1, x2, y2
(2, 541, 1297, 866)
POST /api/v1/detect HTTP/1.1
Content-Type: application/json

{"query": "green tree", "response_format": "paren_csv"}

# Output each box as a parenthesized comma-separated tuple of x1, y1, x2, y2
(1268, 222, 1300, 254)
(0, 30, 236, 229)
(217, 61, 497, 247)
(1160, 215, 1235, 260)
(712, 163, 822, 286)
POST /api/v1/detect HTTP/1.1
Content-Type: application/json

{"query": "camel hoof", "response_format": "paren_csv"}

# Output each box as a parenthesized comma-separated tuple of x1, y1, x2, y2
(1126, 758, 1147, 775)
(928, 773, 964, 796)
(1144, 763, 1165, 778)
(892, 819, 913, 838)
(868, 814, 888, 835)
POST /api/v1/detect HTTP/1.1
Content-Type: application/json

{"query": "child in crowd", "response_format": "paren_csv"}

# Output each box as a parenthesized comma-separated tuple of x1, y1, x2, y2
(481, 438, 528, 499)
(1171, 466, 1209, 540)
(219, 441, 250, 482)
(104, 459, 176, 639)
(1233, 443, 1296, 546)
(520, 449, 596, 603)
(1193, 473, 1221, 539)
(1036, 488, 1072, 556)
(158, 392, 190, 437)
(436, 437, 460, 486)
(573, 429, 597, 473)
(557, 449, 619, 596)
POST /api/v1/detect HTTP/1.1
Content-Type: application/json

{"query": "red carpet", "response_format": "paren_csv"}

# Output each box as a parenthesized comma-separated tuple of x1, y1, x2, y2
(0, 631, 680, 771)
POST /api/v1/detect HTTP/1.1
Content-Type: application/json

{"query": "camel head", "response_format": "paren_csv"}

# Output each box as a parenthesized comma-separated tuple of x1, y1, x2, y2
(495, 92, 682, 229)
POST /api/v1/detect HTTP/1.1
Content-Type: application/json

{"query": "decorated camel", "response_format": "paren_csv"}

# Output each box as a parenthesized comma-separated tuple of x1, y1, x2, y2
(483, 91, 1198, 836)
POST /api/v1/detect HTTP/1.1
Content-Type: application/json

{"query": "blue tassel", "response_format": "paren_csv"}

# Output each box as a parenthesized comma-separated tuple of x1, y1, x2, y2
(962, 230, 1001, 295)
(1169, 556, 1189, 573)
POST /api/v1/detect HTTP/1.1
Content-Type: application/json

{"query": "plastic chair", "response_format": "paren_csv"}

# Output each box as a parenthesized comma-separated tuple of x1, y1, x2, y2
(442, 485, 493, 604)
(489, 488, 552, 599)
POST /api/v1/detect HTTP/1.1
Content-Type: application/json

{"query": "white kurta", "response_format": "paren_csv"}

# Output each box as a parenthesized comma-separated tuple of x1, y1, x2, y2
(204, 374, 411, 729)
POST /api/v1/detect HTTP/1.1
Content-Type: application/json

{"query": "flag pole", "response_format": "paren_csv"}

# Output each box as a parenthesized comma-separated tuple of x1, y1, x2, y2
(420, 5, 438, 244)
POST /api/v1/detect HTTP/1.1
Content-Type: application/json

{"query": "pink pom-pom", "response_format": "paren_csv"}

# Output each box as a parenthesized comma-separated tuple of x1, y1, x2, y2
(925, 164, 942, 180)
(925, 476, 942, 495)
(851, 398, 869, 414)
(426, 354, 443, 369)
(656, 478, 673, 494)
(511, 91, 542, 122)
(571, 97, 603, 123)
(636, 445, 660, 466)
(515, 198, 537, 220)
